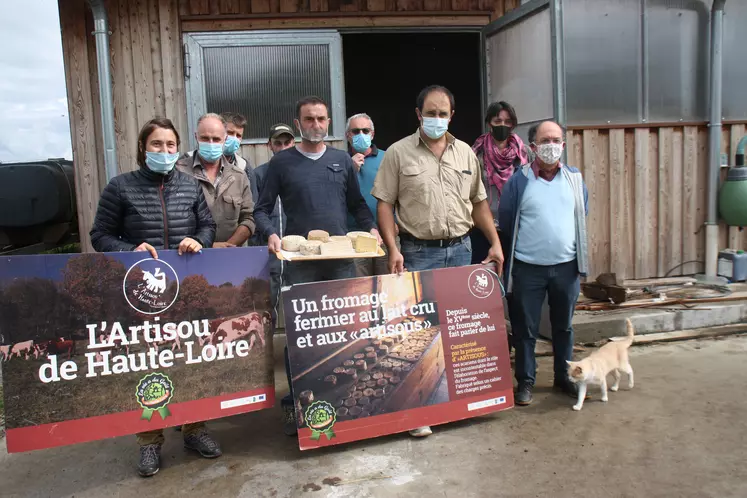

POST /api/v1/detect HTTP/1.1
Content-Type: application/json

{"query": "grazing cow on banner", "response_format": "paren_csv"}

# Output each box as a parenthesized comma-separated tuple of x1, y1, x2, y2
(95, 333, 132, 363)
(37, 337, 76, 360)
(0, 344, 10, 362)
(10, 340, 38, 360)
(208, 312, 265, 350)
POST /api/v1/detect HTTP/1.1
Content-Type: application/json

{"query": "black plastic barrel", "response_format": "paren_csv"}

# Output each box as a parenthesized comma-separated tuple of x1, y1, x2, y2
(0, 159, 76, 227)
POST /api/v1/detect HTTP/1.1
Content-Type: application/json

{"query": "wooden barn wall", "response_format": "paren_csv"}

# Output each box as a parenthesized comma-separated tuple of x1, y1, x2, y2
(566, 123, 747, 281)
(177, 0, 520, 29)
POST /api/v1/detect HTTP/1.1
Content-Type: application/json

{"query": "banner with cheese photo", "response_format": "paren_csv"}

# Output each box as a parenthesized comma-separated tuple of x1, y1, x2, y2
(283, 264, 514, 450)
(0, 248, 275, 453)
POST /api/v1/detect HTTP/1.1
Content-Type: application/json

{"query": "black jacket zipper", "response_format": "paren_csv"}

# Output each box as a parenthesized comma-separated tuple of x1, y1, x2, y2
(159, 178, 169, 249)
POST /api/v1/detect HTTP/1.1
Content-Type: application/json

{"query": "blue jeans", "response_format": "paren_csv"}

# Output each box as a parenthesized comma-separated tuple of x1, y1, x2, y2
(400, 236, 472, 272)
(509, 259, 580, 386)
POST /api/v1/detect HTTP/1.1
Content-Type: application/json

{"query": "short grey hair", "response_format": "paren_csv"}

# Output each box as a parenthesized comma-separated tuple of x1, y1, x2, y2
(197, 112, 227, 129)
(346, 113, 374, 132)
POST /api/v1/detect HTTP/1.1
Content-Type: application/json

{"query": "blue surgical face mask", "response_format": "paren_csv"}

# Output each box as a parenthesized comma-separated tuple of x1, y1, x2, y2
(422, 117, 449, 139)
(145, 151, 180, 174)
(223, 135, 240, 156)
(351, 132, 372, 153)
(198, 141, 224, 162)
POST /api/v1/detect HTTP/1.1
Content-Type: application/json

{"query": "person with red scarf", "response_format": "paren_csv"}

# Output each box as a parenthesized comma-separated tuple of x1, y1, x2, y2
(470, 101, 530, 264)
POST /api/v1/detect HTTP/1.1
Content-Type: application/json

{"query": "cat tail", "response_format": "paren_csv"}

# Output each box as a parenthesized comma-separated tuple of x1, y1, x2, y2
(623, 318, 635, 346)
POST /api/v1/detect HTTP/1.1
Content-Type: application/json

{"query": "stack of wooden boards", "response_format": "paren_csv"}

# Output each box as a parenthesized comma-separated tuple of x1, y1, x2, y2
(278, 230, 382, 261)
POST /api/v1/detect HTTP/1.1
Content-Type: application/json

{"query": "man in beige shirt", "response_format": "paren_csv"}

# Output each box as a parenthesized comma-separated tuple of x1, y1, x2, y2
(371, 85, 505, 438)
(177, 113, 255, 247)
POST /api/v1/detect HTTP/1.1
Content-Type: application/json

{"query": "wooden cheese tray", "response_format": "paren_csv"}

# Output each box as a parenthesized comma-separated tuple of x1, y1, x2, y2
(275, 246, 385, 261)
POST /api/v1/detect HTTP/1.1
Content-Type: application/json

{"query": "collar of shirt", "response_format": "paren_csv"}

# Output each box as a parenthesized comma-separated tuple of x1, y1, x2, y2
(192, 150, 225, 186)
(531, 158, 563, 181)
(348, 144, 379, 158)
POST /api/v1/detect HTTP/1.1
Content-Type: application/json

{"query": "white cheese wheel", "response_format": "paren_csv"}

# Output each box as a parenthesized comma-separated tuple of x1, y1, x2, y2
(354, 233, 378, 253)
(308, 230, 330, 242)
(329, 235, 350, 244)
(300, 240, 323, 255)
(281, 235, 306, 252)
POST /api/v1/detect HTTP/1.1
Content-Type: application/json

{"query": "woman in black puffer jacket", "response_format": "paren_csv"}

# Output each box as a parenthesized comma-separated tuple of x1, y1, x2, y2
(90, 118, 216, 258)
(90, 118, 219, 478)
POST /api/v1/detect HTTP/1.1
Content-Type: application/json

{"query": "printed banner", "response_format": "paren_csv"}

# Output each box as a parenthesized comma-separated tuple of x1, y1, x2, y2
(283, 264, 513, 450)
(0, 248, 275, 453)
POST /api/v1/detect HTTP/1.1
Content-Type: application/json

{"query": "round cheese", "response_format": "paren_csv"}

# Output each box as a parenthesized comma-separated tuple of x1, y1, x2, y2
(329, 235, 350, 243)
(281, 235, 306, 252)
(308, 230, 330, 242)
(300, 240, 323, 255)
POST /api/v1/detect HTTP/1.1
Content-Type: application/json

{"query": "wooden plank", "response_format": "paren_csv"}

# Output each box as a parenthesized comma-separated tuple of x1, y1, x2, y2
(451, 0, 470, 10)
(634, 129, 656, 278)
(240, 0, 254, 14)
(159, 0, 188, 141)
(129, 0, 155, 130)
(366, 0, 386, 10)
(178, 0, 191, 16)
(115, 0, 139, 172)
(657, 128, 683, 277)
(504, 0, 518, 11)
(397, 0, 423, 10)
(583, 129, 611, 279)
(181, 14, 491, 30)
(696, 126, 709, 265)
(424, 0, 442, 10)
(340, 0, 362, 12)
(627, 325, 747, 346)
(718, 127, 730, 250)
(59, 0, 101, 253)
(189, 0, 210, 15)
(681, 126, 701, 274)
(280, 0, 300, 12)
(219, 0, 242, 14)
(251, 0, 271, 13)
(609, 129, 634, 279)
(310, 0, 330, 11)
(491, 0, 504, 20)
(148, 0, 166, 118)
(84, 10, 105, 193)
(270, 0, 281, 12)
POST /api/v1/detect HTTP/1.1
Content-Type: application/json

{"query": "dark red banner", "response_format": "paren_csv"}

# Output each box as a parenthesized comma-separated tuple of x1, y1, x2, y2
(283, 264, 513, 450)
(0, 248, 276, 453)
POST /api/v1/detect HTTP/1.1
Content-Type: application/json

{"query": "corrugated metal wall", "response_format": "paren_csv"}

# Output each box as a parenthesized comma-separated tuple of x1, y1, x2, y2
(567, 123, 747, 280)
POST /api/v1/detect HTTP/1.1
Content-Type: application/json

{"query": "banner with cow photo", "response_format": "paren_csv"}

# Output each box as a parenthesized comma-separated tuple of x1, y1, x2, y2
(0, 248, 275, 453)
(283, 264, 514, 450)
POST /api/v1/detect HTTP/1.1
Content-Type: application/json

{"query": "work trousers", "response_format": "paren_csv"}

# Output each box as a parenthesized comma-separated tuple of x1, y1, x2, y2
(136, 422, 205, 446)
(509, 259, 580, 385)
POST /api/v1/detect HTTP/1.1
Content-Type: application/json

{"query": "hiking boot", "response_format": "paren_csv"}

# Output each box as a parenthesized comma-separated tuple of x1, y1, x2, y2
(137, 444, 161, 477)
(554, 379, 590, 399)
(282, 402, 298, 436)
(183, 430, 222, 458)
(409, 426, 433, 438)
(515, 382, 533, 406)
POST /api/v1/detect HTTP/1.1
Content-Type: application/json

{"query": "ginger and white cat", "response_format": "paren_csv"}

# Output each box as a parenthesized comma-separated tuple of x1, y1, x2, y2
(566, 318, 635, 411)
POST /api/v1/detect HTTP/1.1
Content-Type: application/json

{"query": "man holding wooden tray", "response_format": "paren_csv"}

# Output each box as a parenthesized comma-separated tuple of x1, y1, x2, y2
(253, 96, 381, 434)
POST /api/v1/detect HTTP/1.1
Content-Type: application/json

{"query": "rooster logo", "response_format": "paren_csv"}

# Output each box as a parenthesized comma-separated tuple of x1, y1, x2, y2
(142, 268, 167, 294)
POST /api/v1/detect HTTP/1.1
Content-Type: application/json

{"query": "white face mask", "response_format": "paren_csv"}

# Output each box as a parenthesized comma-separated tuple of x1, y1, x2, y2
(534, 143, 564, 165)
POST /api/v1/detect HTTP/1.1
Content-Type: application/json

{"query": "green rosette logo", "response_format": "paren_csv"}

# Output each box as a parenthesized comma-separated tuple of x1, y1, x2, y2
(136, 373, 174, 421)
(304, 401, 337, 441)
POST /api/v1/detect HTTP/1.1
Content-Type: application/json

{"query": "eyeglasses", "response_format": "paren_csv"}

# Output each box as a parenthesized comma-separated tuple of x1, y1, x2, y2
(350, 128, 371, 135)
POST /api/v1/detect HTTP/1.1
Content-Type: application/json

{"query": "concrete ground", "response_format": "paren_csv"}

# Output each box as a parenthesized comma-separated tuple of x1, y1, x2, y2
(2, 335, 747, 498)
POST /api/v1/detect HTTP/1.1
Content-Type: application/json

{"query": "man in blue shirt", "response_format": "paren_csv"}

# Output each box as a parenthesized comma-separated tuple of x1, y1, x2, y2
(346, 113, 389, 277)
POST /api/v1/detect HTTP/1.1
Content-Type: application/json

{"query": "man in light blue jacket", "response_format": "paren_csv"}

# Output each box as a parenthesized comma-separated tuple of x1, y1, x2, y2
(498, 120, 589, 406)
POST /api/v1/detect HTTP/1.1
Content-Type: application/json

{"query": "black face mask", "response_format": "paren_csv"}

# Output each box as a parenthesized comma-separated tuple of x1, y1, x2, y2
(490, 125, 511, 142)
